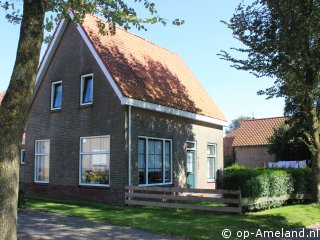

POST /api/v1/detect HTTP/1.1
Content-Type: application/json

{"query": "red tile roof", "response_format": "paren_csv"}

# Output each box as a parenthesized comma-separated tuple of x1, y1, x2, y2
(80, 14, 225, 121)
(232, 117, 287, 147)
(0, 91, 5, 104)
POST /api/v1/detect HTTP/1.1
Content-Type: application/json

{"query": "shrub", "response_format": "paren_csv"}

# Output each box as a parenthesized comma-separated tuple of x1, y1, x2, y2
(221, 165, 310, 211)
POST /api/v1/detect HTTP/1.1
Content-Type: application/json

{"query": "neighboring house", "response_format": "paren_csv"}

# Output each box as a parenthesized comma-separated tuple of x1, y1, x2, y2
(231, 117, 286, 168)
(21, 14, 227, 204)
(223, 128, 239, 167)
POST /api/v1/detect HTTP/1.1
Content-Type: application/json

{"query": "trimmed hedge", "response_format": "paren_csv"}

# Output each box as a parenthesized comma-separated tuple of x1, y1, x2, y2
(221, 165, 312, 211)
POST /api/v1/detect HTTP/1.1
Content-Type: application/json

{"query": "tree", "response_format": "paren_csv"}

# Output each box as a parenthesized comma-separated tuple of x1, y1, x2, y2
(220, 0, 320, 202)
(0, 1, 183, 239)
(268, 123, 311, 161)
(225, 115, 250, 135)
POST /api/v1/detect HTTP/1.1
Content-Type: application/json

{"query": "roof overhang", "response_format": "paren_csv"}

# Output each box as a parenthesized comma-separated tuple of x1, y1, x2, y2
(122, 97, 228, 126)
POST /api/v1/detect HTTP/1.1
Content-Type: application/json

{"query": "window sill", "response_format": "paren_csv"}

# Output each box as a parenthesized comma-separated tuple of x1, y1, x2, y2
(34, 182, 49, 186)
(50, 108, 61, 113)
(207, 179, 216, 183)
(138, 183, 174, 187)
(80, 104, 93, 109)
(79, 184, 109, 189)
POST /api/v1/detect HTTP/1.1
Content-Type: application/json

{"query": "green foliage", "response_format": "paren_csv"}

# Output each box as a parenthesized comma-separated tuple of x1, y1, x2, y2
(268, 123, 311, 160)
(287, 168, 312, 195)
(222, 165, 310, 210)
(220, 0, 320, 201)
(83, 169, 109, 184)
(1, 0, 184, 37)
(225, 115, 250, 135)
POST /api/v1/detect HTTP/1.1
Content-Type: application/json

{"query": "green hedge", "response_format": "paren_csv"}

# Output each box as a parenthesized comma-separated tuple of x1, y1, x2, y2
(221, 165, 312, 211)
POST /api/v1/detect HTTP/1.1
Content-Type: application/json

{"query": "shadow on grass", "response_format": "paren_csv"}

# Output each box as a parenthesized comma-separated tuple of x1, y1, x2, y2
(25, 196, 318, 240)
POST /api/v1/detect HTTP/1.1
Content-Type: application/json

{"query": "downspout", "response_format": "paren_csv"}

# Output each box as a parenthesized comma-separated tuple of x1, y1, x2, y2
(128, 106, 132, 186)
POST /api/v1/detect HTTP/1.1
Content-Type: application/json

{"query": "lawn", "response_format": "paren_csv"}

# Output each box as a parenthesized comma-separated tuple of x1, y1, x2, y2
(25, 196, 320, 240)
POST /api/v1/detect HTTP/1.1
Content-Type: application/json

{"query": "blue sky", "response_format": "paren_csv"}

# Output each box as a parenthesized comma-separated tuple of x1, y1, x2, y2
(0, 1, 284, 123)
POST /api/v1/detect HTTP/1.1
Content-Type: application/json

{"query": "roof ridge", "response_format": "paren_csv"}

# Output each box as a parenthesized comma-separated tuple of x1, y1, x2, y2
(244, 116, 287, 121)
(90, 14, 179, 57)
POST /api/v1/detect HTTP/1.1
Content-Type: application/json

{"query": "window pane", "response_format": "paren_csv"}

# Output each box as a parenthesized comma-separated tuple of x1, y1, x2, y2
(187, 151, 194, 173)
(21, 150, 25, 164)
(82, 76, 93, 103)
(207, 157, 215, 179)
(82, 137, 109, 153)
(138, 139, 146, 184)
(165, 141, 171, 183)
(148, 139, 163, 184)
(207, 145, 216, 156)
(36, 141, 49, 154)
(35, 155, 49, 182)
(81, 154, 110, 185)
(53, 83, 62, 108)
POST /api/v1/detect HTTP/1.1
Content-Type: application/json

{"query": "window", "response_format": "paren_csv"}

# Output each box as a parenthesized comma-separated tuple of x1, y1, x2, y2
(51, 81, 62, 110)
(138, 137, 172, 185)
(207, 144, 216, 180)
(80, 136, 110, 186)
(20, 149, 25, 165)
(34, 140, 50, 183)
(186, 141, 196, 173)
(80, 74, 93, 105)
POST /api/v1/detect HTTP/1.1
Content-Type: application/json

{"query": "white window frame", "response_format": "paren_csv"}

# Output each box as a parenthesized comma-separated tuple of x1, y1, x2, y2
(138, 136, 173, 186)
(80, 73, 94, 106)
(51, 81, 62, 110)
(20, 149, 25, 165)
(34, 139, 50, 184)
(79, 135, 110, 187)
(186, 141, 197, 171)
(207, 143, 217, 182)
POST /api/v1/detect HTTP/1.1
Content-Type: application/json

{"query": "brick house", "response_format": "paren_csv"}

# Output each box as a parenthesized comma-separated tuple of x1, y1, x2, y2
(21, 14, 227, 204)
(231, 117, 286, 168)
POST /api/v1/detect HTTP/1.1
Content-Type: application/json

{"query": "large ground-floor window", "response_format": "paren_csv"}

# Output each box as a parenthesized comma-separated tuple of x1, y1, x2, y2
(138, 137, 172, 185)
(80, 135, 110, 186)
(34, 140, 50, 183)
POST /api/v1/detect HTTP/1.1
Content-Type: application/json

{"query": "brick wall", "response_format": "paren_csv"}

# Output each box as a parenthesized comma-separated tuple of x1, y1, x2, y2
(130, 108, 223, 190)
(22, 21, 127, 204)
(235, 145, 276, 168)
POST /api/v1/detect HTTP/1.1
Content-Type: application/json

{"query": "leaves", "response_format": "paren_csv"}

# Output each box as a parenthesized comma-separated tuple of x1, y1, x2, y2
(2, 0, 184, 39)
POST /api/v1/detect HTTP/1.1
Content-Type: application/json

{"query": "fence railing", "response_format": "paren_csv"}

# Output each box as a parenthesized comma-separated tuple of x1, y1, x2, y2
(125, 185, 242, 214)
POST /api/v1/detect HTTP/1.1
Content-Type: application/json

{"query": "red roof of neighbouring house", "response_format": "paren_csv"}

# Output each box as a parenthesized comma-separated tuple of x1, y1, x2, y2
(79, 14, 225, 121)
(0, 91, 5, 104)
(232, 117, 287, 147)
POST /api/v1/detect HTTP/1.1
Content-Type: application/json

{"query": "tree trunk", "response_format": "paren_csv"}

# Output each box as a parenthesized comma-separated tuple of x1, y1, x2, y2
(0, 1, 45, 239)
(310, 111, 320, 203)
(306, 93, 320, 203)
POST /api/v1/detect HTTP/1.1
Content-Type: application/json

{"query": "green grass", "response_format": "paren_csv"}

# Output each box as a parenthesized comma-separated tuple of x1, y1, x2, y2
(25, 196, 320, 240)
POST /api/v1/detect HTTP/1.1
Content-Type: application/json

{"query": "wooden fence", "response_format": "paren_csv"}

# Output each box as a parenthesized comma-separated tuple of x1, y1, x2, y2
(125, 185, 242, 214)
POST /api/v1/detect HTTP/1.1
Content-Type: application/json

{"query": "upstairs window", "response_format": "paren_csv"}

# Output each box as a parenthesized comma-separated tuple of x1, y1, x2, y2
(80, 74, 93, 105)
(51, 81, 62, 110)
